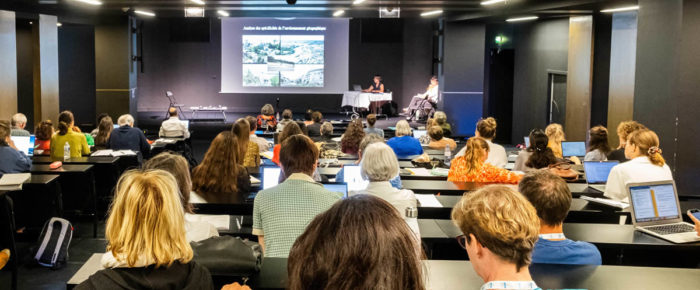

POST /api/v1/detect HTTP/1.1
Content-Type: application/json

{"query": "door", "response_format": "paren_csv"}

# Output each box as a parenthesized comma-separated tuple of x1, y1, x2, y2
(548, 73, 567, 126)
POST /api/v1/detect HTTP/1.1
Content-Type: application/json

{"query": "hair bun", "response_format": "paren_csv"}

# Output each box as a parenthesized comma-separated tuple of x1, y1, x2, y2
(648, 146, 662, 155)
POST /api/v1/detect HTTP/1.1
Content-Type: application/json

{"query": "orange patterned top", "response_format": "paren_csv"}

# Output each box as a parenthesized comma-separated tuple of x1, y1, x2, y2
(447, 156, 522, 184)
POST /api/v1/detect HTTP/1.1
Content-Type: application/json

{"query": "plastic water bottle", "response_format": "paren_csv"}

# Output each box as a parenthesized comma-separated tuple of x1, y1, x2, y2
(63, 142, 71, 161)
(444, 144, 451, 166)
(405, 207, 421, 241)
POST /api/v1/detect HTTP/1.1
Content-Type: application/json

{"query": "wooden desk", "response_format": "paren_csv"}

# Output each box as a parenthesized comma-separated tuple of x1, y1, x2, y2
(403, 180, 605, 196)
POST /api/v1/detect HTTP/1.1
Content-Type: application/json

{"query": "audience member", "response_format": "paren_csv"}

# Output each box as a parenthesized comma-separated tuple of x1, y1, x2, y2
(51, 111, 90, 159)
(233, 118, 260, 168)
(316, 122, 334, 143)
(340, 119, 365, 155)
(34, 120, 54, 155)
(434, 111, 452, 137)
(448, 137, 521, 184)
(419, 118, 436, 145)
(545, 123, 565, 159)
(90, 113, 110, 138)
(387, 120, 423, 157)
(108, 114, 150, 160)
(93, 116, 113, 151)
(287, 195, 424, 290)
(364, 114, 384, 138)
(688, 212, 700, 237)
(519, 171, 602, 265)
(451, 185, 540, 290)
(245, 115, 271, 153)
(276, 109, 294, 133)
(307, 111, 323, 139)
(253, 135, 341, 257)
(605, 129, 673, 202)
(0, 120, 31, 176)
(74, 125, 95, 147)
(77, 170, 213, 289)
(352, 143, 416, 218)
(336, 134, 403, 189)
(458, 117, 507, 168)
(513, 129, 557, 172)
(257, 103, 277, 131)
(159, 107, 190, 139)
(272, 121, 303, 165)
(427, 126, 457, 151)
(585, 126, 611, 161)
(303, 109, 314, 126)
(191, 131, 251, 204)
(10, 113, 30, 136)
(143, 153, 218, 242)
(608, 121, 647, 162)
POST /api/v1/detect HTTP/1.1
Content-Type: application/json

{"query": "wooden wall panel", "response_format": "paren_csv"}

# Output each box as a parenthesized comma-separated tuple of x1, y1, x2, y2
(0, 10, 17, 119)
(33, 14, 60, 123)
(564, 16, 593, 141)
(606, 12, 638, 147)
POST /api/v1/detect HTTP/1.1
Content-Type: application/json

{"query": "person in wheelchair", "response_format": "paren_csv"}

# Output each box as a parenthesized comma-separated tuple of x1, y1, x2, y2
(405, 76, 439, 121)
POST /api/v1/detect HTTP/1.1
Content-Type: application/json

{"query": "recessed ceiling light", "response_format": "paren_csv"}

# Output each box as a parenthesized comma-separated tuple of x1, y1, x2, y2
(217, 10, 229, 17)
(601, 6, 639, 13)
(134, 10, 156, 17)
(191, 0, 205, 5)
(185, 7, 204, 17)
(420, 10, 443, 17)
(56, 22, 62, 27)
(481, 0, 505, 5)
(506, 16, 538, 22)
(72, 0, 102, 5)
(353, 0, 366, 5)
(333, 10, 345, 17)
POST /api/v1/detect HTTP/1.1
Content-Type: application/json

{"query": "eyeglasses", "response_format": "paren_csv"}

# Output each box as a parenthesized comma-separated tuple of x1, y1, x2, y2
(456, 234, 467, 249)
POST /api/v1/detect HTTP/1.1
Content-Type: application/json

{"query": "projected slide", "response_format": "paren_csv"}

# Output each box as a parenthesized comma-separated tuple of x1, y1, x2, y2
(242, 35, 324, 87)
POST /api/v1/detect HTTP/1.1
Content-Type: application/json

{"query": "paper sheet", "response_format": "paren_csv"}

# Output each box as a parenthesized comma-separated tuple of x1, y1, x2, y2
(415, 194, 443, 207)
(250, 176, 261, 184)
(406, 168, 432, 176)
(189, 214, 230, 230)
(0, 173, 30, 186)
(260, 151, 274, 160)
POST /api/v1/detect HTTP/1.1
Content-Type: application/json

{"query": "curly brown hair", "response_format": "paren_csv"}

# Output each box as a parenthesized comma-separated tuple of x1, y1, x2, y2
(341, 119, 365, 155)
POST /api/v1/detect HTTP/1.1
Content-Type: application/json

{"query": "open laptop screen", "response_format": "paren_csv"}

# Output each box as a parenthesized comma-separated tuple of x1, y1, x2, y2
(413, 130, 427, 140)
(629, 182, 680, 223)
(343, 165, 369, 192)
(562, 141, 586, 157)
(262, 167, 282, 190)
(524, 136, 530, 148)
(180, 120, 190, 130)
(10, 135, 34, 156)
(323, 183, 348, 198)
(583, 161, 619, 184)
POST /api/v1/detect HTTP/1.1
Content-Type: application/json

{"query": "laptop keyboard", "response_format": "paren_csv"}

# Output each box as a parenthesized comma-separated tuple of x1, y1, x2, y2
(645, 223, 695, 235)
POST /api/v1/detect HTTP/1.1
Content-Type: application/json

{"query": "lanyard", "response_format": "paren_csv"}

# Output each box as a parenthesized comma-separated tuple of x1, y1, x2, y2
(539, 233, 566, 240)
(481, 281, 540, 290)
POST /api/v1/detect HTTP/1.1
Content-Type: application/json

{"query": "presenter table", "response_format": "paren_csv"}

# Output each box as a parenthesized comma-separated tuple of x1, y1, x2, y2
(341, 91, 392, 110)
(189, 106, 227, 120)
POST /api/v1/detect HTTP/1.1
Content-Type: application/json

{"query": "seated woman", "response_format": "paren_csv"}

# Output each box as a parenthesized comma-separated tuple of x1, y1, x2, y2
(362, 74, 385, 93)
(545, 123, 565, 159)
(89, 113, 110, 137)
(0, 120, 31, 176)
(353, 143, 416, 218)
(232, 118, 260, 168)
(191, 131, 251, 204)
(272, 122, 304, 165)
(605, 129, 673, 202)
(50, 111, 90, 159)
(77, 170, 213, 289)
(93, 116, 113, 151)
(336, 134, 403, 189)
(143, 153, 218, 242)
(419, 118, 436, 145)
(387, 120, 423, 157)
(458, 117, 507, 168)
(307, 111, 324, 140)
(406, 76, 438, 121)
(427, 126, 457, 151)
(257, 103, 277, 132)
(316, 122, 335, 144)
(448, 137, 521, 184)
(584, 126, 611, 161)
(513, 129, 559, 172)
(287, 194, 424, 290)
(434, 111, 452, 138)
(276, 109, 294, 133)
(364, 114, 384, 138)
(303, 109, 314, 126)
(340, 119, 365, 155)
(608, 120, 646, 162)
(34, 120, 54, 156)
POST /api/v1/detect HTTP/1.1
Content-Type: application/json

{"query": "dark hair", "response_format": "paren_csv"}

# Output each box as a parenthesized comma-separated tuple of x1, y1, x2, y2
(35, 120, 54, 141)
(428, 126, 444, 141)
(143, 152, 194, 214)
(526, 129, 558, 169)
(95, 116, 113, 146)
(288, 194, 425, 290)
(191, 131, 245, 203)
(341, 119, 365, 154)
(297, 121, 309, 136)
(304, 109, 313, 121)
(0, 120, 10, 146)
(518, 170, 571, 226)
(476, 117, 497, 139)
(57, 111, 74, 135)
(280, 135, 318, 177)
(312, 111, 323, 123)
(282, 109, 293, 120)
(245, 116, 257, 131)
(588, 126, 611, 154)
(279, 122, 303, 145)
(366, 114, 377, 127)
(96, 113, 110, 125)
(232, 118, 251, 162)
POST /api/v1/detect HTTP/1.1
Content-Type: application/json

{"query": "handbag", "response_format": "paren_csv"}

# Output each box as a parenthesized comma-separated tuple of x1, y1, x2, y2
(547, 162, 579, 181)
(190, 236, 262, 277)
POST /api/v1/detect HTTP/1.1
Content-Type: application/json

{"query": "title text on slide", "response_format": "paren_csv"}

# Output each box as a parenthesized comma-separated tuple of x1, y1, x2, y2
(243, 26, 327, 31)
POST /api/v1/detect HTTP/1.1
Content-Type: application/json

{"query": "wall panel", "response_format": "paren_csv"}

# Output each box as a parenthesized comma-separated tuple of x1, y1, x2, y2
(0, 10, 17, 119)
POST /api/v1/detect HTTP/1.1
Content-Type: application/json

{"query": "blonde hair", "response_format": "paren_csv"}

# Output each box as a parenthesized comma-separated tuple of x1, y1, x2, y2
(261, 104, 274, 115)
(616, 120, 647, 142)
(451, 185, 540, 271)
(545, 123, 565, 143)
(143, 153, 194, 214)
(395, 120, 412, 137)
(360, 143, 400, 182)
(627, 129, 665, 166)
(106, 170, 193, 268)
(459, 137, 490, 175)
(476, 117, 497, 139)
(434, 111, 447, 125)
(425, 118, 437, 131)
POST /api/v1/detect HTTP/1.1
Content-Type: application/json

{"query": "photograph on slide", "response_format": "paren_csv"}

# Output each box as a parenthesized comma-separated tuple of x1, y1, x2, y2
(242, 35, 324, 87)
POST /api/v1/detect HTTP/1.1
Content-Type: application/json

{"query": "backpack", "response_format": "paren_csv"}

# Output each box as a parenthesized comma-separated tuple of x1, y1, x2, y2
(34, 217, 73, 269)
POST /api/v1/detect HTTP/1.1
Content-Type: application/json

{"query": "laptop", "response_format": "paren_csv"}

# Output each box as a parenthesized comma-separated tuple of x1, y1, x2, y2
(323, 183, 348, 198)
(10, 135, 35, 156)
(180, 120, 190, 130)
(583, 161, 619, 192)
(562, 141, 586, 157)
(353, 84, 362, 91)
(524, 136, 530, 148)
(413, 130, 427, 140)
(627, 180, 700, 243)
(343, 165, 369, 192)
(262, 167, 282, 190)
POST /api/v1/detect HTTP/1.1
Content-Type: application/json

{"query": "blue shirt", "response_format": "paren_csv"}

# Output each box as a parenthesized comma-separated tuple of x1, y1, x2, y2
(387, 136, 423, 157)
(0, 145, 32, 177)
(108, 126, 151, 159)
(532, 238, 602, 265)
(335, 166, 402, 189)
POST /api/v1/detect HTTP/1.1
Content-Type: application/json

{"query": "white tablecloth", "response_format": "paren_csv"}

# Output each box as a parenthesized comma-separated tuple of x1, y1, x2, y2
(341, 92, 393, 109)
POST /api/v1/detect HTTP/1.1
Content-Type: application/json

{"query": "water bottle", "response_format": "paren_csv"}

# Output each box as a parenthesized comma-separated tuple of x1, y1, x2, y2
(444, 144, 451, 166)
(405, 207, 421, 241)
(63, 142, 71, 161)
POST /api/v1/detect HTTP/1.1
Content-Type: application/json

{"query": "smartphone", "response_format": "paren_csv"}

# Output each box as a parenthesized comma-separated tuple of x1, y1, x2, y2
(689, 208, 700, 220)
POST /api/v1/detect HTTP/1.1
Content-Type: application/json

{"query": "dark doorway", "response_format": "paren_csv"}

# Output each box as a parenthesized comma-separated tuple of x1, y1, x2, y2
(16, 19, 35, 130)
(486, 48, 514, 145)
(547, 72, 567, 126)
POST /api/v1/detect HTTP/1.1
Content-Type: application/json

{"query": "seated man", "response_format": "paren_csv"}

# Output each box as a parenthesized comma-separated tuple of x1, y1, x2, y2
(159, 107, 190, 139)
(108, 114, 151, 160)
(246, 116, 271, 153)
(452, 185, 541, 290)
(0, 120, 31, 176)
(253, 135, 341, 257)
(519, 170, 602, 265)
(10, 113, 30, 137)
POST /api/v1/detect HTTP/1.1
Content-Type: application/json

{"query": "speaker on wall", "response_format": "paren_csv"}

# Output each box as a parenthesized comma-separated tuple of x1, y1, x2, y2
(169, 18, 211, 42)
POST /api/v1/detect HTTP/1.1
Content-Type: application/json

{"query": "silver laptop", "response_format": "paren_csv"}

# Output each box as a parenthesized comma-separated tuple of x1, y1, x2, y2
(353, 84, 362, 91)
(627, 180, 700, 243)
(583, 161, 618, 192)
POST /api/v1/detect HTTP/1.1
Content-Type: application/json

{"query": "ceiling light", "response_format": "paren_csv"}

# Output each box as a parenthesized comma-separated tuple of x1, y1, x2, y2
(481, 0, 505, 5)
(333, 10, 345, 17)
(134, 10, 156, 17)
(506, 16, 538, 22)
(217, 10, 230, 17)
(353, 0, 366, 5)
(420, 10, 443, 17)
(191, 0, 205, 5)
(185, 7, 204, 17)
(56, 22, 62, 27)
(601, 6, 639, 13)
(72, 0, 102, 5)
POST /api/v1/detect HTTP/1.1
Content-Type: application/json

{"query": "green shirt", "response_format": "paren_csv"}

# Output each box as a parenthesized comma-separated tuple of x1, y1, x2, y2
(50, 130, 91, 159)
(253, 173, 341, 257)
